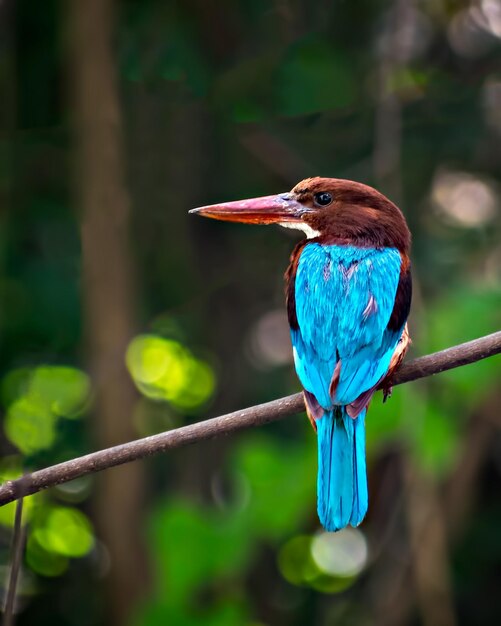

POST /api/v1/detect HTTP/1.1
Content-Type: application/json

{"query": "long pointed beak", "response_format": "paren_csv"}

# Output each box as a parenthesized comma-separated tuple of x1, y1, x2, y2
(189, 193, 305, 225)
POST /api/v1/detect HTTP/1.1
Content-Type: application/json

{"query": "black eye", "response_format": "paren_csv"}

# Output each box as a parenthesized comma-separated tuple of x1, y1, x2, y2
(314, 192, 332, 206)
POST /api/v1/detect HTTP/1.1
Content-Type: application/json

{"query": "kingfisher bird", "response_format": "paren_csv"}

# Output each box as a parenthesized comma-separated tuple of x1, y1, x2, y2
(190, 177, 412, 532)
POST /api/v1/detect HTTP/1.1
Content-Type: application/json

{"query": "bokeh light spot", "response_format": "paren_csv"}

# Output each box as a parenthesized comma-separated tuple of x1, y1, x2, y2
(169, 359, 216, 409)
(1, 367, 32, 408)
(278, 535, 316, 586)
(473, 0, 501, 38)
(34, 507, 94, 558)
(126, 334, 216, 410)
(2, 365, 91, 454)
(432, 170, 498, 227)
(26, 535, 68, 577)
(30, 366, 91, 418)
(126, 335, 179, 384)
(5, 398, 56, 454)
(311, 528, 368, 578)
(247, 310, 292, 370)
(448, 7, 498, 58)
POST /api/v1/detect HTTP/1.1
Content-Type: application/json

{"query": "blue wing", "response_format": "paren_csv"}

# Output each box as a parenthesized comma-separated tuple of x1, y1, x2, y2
(291, 243, 403, 409)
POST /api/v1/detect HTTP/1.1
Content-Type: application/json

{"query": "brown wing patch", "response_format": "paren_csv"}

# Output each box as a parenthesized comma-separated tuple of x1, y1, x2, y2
(379, 324, 411, 399)
(284, 240, 308, 331)
(304, 390, 323, 431)
(329, 359, 342, 402)
(347, 324, 411, 416)
(388, 255, 412, 333)
(347, 387, 376, 418)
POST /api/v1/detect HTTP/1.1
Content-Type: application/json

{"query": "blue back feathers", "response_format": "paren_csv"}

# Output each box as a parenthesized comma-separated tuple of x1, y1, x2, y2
(290, 243, 405, 531)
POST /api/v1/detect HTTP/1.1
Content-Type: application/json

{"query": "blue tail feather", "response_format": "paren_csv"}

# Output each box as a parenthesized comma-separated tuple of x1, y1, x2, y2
(316, 407, 368, 532)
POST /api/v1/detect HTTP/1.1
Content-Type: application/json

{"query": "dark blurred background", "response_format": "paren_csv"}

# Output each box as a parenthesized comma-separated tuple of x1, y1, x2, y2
(0, 0, 500, 624)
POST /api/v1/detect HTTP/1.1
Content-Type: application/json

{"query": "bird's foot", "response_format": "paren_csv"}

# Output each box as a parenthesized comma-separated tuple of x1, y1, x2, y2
(383, 385, 393, 403)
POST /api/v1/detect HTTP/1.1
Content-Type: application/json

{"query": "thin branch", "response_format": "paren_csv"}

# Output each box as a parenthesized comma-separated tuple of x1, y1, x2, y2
(2, 478, 28, 626)
(0, 331, 500, 508)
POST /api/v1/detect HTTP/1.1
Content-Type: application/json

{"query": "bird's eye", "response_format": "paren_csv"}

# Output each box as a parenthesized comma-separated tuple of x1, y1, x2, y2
(314, 192, 332, 206)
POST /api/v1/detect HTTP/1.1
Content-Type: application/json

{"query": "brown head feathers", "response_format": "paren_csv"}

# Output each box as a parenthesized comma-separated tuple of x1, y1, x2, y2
(291, 177, 411, 253)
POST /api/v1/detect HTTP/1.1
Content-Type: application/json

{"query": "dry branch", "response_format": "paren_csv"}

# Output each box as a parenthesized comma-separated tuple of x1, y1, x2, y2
(0, 331, 500, 508)
(2, 495, 26, 626)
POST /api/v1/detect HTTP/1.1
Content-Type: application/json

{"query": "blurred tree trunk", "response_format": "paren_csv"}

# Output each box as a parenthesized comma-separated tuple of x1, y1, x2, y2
(0, 0, 15, 269)
(403, 459, 456, 626)
(371, 3, 456, 626)
(67, 0, 149, 623)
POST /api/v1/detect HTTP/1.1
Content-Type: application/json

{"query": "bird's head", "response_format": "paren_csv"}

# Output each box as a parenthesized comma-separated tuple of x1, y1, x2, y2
(190, 177, 410, 252)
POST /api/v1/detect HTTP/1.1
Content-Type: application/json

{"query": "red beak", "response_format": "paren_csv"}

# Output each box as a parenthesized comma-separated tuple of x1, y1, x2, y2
(189, 193, 305, 225)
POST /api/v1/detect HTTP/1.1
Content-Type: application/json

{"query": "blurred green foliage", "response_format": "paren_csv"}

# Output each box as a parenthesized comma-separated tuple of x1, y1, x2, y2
(126, 335, 215, 410)
(0, 0, 500, 625)
(3, 366, 90, 454)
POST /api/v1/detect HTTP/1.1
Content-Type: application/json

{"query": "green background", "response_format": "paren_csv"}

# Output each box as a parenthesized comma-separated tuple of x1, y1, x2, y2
(0, 0, 500, 624)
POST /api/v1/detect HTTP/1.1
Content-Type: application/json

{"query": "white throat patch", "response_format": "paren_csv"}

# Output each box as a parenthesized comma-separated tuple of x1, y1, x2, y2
(279, 221, 321, 239)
